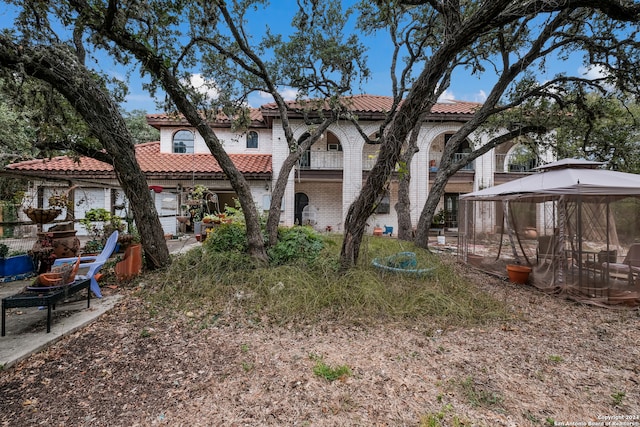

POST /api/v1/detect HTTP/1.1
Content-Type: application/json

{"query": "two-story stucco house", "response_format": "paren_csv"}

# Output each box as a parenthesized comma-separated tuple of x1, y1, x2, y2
(5, 95, 550, 237)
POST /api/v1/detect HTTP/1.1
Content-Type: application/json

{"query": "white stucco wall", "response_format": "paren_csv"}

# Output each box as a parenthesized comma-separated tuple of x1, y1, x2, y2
(155, 116, 520, 233)
(160, 127, 273, 155)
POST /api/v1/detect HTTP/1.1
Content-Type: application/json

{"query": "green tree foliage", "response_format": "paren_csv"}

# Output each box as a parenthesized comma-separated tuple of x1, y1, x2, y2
(553, 93, 640, 173)
(0, 97, 32, 165)
(122, 109, 160, 145)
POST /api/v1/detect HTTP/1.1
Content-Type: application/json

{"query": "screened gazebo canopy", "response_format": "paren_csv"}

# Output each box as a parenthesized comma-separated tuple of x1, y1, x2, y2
(458, 159, 640, 307)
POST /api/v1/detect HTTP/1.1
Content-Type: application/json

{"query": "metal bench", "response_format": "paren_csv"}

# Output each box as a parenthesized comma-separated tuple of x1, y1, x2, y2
(2, 278, 91, 336)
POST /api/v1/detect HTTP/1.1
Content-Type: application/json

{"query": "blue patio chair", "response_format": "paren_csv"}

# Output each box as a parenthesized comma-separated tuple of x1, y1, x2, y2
(383, 226, 393, 237)
(51, 230, 119, 298)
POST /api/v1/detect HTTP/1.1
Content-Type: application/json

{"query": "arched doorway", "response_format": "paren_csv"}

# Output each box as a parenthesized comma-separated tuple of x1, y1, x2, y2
(294, 192, 309, 226)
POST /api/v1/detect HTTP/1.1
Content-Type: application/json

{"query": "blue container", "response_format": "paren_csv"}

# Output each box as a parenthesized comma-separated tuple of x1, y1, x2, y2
(0, 254, 35, 277)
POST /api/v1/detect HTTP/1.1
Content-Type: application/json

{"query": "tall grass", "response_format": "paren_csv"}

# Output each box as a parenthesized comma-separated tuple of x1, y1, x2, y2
(142, 235, 509, 328)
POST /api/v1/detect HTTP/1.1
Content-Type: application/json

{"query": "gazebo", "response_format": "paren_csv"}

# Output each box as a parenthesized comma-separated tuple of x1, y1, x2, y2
(458, 159, 640, 307)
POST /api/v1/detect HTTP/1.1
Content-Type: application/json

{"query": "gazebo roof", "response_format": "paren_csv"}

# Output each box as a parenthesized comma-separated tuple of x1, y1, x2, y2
(461, 159, 640, 201)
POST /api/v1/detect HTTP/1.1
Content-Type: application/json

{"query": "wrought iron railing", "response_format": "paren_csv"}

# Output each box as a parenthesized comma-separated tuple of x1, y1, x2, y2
(495, 154, 538, 172)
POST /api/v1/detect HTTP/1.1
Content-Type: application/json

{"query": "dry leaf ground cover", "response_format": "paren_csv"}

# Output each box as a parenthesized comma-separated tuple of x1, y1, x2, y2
(0, 242, 639, 426)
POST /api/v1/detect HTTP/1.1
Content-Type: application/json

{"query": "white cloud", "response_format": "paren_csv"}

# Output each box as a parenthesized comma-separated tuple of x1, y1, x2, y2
(579, 64, 615, 91)
(279, 87, 298, 101)
(252, 87, 300, 107)
(258, 87, 299, 102)
(438, 89, 455, 102)
(187, 74, 220, 101)
(579, 64, 609, 80)
(473, 90, 487, 103)
(437, 88, 487, 103)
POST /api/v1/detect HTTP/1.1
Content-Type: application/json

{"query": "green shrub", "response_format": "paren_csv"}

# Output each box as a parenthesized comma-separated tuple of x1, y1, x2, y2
(268, 226, 324, 265)
(204, 222, 248, 253)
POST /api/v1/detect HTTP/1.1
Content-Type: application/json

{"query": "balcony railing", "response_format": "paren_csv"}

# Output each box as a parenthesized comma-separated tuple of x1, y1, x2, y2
(429, 153, 475, 172)
(298, 151, 344, 170)
(298, 151, 478, 171)
(495, 154, 538, 173)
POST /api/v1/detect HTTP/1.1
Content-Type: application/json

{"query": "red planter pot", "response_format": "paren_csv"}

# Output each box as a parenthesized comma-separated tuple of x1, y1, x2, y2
(115, 244, 142, 281)
(506, 264, 532, 284)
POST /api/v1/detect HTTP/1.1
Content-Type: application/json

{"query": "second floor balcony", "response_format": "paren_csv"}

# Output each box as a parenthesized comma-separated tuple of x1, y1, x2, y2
(494, 153, 538, 173)
(297, 150, 478, 173)
(428, 153, 475, 173)
(298, 151, 343, 170)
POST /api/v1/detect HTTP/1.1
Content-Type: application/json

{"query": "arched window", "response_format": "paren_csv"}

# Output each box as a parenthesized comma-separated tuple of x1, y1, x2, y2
(173, 130, 194, 154)
(246, 131, 259, 149)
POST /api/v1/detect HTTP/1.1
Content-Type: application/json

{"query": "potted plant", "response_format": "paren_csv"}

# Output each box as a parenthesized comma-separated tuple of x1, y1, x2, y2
(23, 186, 77, 225)
(0, 243, 35, 278)
(432, 208, 447, 229)
(80, 208, 125, 253)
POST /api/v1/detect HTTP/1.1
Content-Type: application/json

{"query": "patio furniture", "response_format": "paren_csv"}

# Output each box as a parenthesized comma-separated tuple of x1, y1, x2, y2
(51, 230, 119, 298)
(602, 243, 640, 284)
(2, 278, 91, 336)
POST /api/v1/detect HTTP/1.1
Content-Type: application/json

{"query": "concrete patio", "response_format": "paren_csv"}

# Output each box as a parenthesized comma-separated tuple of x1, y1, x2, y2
(0, 236, 200, 369)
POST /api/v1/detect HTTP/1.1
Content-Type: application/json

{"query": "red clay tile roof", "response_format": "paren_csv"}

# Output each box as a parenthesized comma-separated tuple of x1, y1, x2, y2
(147, 95, 481, 126)
(147, 108, 266, 129)
(6, 142, 272, 180)
(261, 94, 480, 115)
(6, 155, 113, 174)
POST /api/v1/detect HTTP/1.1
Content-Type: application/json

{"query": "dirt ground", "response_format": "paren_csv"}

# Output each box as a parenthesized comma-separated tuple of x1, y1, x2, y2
(1, 263, 639, 427)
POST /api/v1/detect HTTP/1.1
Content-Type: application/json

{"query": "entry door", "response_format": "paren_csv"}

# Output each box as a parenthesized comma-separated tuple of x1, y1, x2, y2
(444, 193, 459, 229)
(294, 192, 309, 226)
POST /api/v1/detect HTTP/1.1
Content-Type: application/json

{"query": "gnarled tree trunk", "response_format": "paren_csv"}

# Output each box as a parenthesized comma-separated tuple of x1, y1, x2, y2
(0, 39, 171, 269)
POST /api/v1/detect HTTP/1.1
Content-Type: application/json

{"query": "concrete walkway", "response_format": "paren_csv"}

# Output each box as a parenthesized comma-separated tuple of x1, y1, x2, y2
(0, 236, 200, 369)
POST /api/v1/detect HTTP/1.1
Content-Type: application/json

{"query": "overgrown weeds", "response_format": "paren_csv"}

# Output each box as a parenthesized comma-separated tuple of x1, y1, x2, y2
(310, 353, 352, 382)
(141, 232, 510, 328)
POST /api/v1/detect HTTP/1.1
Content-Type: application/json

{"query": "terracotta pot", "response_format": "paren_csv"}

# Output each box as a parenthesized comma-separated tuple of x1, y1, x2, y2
(35, 230, 80, 259)
(524, 227, 537, 239)
(176, 216, 190, 224)
(506, 264, 532, 284)
(24, 208, 62, 224)
(115, 244, 142, 281)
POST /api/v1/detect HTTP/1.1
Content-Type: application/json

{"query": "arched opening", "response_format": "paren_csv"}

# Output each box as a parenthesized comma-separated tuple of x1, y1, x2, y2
(362, 132, 380, 170)
(428, 133, 474, 171)
(298, 131, 343, 169)
(505, 143, 539, 172)
(294, 192, 309, 226)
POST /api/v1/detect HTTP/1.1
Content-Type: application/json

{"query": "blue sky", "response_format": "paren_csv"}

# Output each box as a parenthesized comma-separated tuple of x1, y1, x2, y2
(114, 11, 589, 114)
(114, 3, 496, 113)
(0, 2, 594, 114)
(100, 1, 501, 112)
